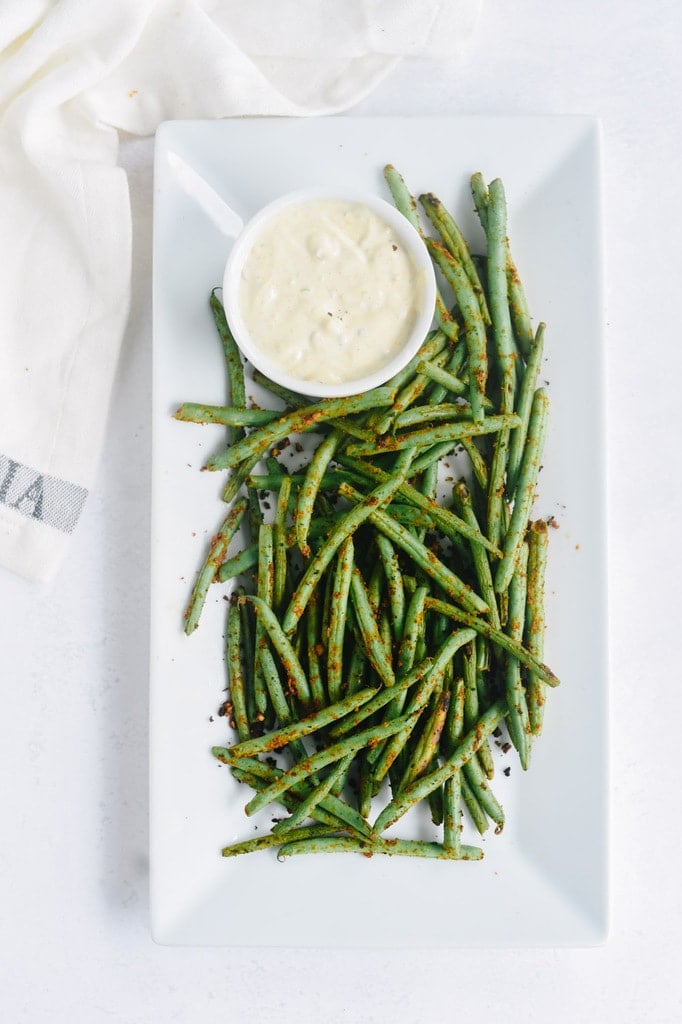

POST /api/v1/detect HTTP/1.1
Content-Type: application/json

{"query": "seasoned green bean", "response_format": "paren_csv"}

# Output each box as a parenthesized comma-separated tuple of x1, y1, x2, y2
(281, 453, 416, 637)
(305, 595, 327, 710)
(495, 388, 550, 593)
(420, 192, 491, 327)
(329, 646, 441, 741)
(245, 711, 419, 816)
(247, 469, 361, 492)
(395, 402, 489, 430)
(206, 388, 395, 472)
(460, 771, 490, 835)
(373, 700, 506, 834)
(425, 238, 488, 422)
(505, 542, 531, 769)
(453, 480, 501, 630)
(221, 824, 332, 857)
(295, 429, 341, 556)
(184, 497, 248, 634)
(253, 523, 275, 716)
(462, 755, 504, 829)
(215, 544, 258, 583)
(221, 452, 261, 506)
(443, 775, 461, 851)
(391, 346, 454, 418)
(343, 413, 521, 459)
(470, 173, 533, 360)
(424, 597, 559, 686)
(507, 323, 546, 495)
(486, 178, 517, 413)
(278, 834, 483, 860)
(225, 591, 250, 741)
(383, 165, 459, 341)
(376, 534, 406, 641)
(415, 359, 469, 398)
(336, 453, 501, 556)
(245, 596, 312, 708)
(327, 538, 355, 701)
(229, 762, 371, 838)
(526, 519, 550, 736)
(216, 686, 378, 761)
(174, 403, 281, 427)
(272, 753, 356, 836)
(399, 689, 451, 792)
(209, 290, 246, 407)
(338, 483, 489, 617)
(349, 565, 395, 688)
(485, 178, 517, 549)
(460, 437, 488, 491)
(369, 630, 476, 786)
(273, 476, 291, 613)
(237, 588, 257, 724)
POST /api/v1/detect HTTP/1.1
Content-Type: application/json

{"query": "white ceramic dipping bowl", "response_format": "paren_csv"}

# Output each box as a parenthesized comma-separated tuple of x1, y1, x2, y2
(221, 186, 437, 398)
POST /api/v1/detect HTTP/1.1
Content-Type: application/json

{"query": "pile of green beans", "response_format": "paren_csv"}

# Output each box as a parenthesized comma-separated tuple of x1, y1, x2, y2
(177, 167, 556, 862)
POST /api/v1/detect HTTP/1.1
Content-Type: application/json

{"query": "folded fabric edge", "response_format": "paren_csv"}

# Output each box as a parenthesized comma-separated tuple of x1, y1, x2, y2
(0, 454, 87, 583)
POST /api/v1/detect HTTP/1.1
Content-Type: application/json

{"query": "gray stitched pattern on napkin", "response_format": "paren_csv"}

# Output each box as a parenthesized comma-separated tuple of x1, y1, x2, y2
(0, 455, 87, 534)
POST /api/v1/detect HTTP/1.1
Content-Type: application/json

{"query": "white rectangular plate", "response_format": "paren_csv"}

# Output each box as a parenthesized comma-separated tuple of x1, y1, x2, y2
(151, 116, 608, 947)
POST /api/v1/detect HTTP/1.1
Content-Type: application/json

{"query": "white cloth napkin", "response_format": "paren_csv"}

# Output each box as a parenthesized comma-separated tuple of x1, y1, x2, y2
(0, 0, 480, 583)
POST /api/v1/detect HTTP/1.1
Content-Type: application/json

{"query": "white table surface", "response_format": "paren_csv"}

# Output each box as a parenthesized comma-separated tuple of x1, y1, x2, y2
(2, 2, 681, 1021)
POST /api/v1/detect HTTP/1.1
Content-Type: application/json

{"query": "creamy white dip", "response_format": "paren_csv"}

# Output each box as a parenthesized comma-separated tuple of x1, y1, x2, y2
(238, 199, 424, 386)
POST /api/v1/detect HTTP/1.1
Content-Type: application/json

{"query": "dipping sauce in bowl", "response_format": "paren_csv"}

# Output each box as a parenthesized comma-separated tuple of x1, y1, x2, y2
(222, 188, 436, 398)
